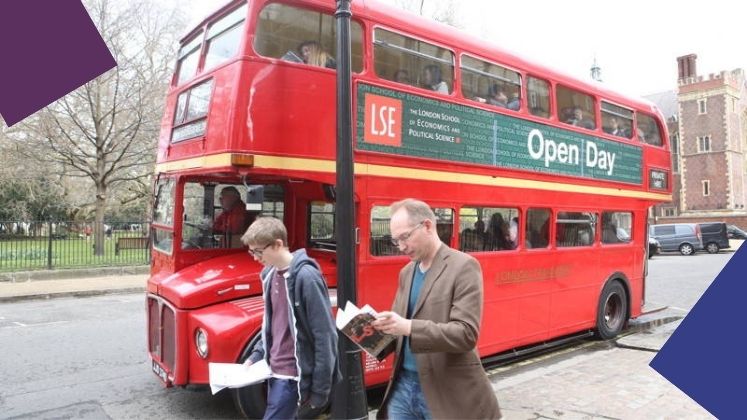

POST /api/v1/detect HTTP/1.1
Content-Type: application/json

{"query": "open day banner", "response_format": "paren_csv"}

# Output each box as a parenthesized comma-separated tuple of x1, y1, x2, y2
(1, 2, 743, 417)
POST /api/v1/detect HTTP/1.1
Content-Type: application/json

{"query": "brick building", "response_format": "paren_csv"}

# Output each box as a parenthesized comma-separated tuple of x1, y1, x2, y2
(646, 54, 747, 228)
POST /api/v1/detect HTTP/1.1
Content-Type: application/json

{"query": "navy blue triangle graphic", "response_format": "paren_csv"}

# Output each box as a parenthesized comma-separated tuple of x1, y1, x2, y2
(650, 243, 747, 418)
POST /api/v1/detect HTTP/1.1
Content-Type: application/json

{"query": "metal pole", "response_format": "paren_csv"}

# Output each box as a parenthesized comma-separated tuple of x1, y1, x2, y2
(332, 0, 368, 418)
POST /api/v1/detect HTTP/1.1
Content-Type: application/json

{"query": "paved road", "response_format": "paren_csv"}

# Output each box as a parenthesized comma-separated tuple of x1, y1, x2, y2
(645, 249, 735, 312)
(0, 294, 239, 419)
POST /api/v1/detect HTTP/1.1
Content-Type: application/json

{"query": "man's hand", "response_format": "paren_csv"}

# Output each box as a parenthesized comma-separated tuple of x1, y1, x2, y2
(242, 359, 253, 367)
(372, 311, 412, 336)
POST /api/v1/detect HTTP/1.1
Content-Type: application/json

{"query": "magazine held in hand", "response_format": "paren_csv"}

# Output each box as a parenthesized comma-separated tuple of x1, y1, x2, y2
(336, 302, 395, 361)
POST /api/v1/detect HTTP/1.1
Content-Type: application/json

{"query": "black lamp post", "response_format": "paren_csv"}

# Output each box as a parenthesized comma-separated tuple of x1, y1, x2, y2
(332, 0, 368, 419)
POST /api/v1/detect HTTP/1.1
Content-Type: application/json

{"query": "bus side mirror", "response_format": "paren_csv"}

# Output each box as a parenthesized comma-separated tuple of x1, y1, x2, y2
(246, 185, 264, 212)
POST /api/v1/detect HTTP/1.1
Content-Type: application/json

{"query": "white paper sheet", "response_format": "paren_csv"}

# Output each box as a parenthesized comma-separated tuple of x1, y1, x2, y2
(209, 359, 272, 395)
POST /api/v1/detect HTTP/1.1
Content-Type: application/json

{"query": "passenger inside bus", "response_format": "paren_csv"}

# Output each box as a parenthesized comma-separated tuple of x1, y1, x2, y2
(565, 107, 595, 129)
(486, 213, 513, 250)
(488, 84, 508, 108)
(507, 92, 521, 111)
(213, 186, 253, 238)
(393, 69, 411, 84)
(421, 64, 448, 93)
(460, 220, 486, 252)
(604, 117, 627, 137)
(298, 40, 336, 69)
(528, 219, 550, 248)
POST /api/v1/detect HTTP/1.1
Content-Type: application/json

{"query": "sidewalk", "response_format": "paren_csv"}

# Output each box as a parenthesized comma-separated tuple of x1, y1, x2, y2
(0, 267, 148, 303)
(491, 319, 713, 419)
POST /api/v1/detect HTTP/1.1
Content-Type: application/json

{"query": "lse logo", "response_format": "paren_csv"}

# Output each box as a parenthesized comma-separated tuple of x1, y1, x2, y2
(363, 93, 402, 147)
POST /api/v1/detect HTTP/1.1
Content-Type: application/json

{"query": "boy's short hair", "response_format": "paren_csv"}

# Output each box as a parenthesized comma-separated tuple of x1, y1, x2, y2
(241, 217, 288, 247)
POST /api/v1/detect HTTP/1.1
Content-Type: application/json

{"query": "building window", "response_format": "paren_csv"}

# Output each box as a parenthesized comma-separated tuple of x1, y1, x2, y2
(662, 208, 675, 217)
(672, 132, 679, 173)
(702, 180, 710, 197)
(698, 98, 707, 114)
(697, 135, 711, 153)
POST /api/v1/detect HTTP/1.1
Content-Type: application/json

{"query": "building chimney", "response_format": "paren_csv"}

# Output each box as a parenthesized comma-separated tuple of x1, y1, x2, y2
(677, 54, 698, 82)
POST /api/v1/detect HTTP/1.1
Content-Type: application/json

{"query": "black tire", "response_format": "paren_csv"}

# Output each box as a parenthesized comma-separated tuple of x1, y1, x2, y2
(679, 243, 695, 256)
(231, 336, 267, 419)
(706, 242, 720, 254)
(596, 280, 628, 340)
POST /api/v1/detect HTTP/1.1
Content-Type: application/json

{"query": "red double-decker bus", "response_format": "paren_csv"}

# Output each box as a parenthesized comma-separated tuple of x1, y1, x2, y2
(147, 0, 672, 416)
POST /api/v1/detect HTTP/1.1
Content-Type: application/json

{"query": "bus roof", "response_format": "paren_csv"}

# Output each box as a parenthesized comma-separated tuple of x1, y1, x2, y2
(180, 0, 661, 117)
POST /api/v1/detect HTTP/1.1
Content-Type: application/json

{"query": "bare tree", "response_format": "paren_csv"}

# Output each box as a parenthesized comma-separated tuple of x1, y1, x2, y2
(392, 0, 463, 28)
(10, 0, 186, 255)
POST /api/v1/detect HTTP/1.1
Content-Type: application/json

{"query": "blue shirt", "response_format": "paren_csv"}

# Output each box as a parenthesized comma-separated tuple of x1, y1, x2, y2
(402, 263, 426, 372)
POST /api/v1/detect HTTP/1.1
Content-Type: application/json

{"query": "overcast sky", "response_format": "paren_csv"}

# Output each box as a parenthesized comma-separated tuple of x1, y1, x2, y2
(185, 0, 747, 97)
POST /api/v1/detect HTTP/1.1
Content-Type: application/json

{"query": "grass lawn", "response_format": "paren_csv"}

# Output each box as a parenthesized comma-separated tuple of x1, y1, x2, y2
(0, 232, 149, 272)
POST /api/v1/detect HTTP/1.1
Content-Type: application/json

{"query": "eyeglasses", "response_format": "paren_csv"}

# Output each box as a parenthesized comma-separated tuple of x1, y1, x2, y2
(390, 221, 424, 246)
(248, 243, 272, 257)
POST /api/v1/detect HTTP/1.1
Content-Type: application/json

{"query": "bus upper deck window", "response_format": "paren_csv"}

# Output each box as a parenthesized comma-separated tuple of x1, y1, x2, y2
(637, 113, 663, 146)
(601, 101, 633, 139)
(373, 28, 454, 94)
(203, 4, 248, 70)
(176, 32, 203, 86)
(527, 77, 550, 118)
(461, 55, 521, 111)
(557, 85, 596, 131)
(254, 3, 363, 73)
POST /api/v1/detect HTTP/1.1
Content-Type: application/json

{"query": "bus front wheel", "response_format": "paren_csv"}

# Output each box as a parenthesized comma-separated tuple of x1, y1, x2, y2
(596, 280, 628, 340)
(231, 337, 267, 419)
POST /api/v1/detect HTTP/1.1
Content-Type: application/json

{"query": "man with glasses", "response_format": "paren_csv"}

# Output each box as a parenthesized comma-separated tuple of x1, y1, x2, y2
(372, 198, 501, 419)
(240, 217, 339, 419)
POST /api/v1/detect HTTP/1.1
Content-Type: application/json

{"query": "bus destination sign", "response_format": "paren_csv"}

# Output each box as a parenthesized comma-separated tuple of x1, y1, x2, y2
(356, 83, 642, 185)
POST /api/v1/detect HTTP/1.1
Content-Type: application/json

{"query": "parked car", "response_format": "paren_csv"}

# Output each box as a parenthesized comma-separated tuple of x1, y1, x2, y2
(727, 225, 747, 240)
(649, 223, 704, 255)
(648, 236, 660, 258)
(698, 222, 730, 254)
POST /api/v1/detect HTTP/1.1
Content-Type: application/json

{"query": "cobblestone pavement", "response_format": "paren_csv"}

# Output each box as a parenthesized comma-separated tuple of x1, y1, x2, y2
(489, 320, 713, 420)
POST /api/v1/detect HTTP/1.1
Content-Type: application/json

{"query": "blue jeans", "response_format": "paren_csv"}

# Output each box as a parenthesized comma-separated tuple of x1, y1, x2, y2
(264, 378, 298, 420)
(387, 370, 432, 420)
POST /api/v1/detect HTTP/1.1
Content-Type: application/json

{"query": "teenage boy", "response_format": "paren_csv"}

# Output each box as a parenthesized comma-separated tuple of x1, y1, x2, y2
(241, 217, 339, 419)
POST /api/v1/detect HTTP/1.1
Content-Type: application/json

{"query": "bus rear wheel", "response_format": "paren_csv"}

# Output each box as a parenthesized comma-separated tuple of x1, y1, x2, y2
(596, 280, 628, 340)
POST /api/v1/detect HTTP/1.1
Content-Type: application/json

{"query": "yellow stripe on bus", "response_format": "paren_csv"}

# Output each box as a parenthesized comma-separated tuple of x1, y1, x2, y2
(156, 153, 672, 201)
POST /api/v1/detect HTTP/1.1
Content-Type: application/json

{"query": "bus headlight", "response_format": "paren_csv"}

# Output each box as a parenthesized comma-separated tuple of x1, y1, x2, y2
(195, 328, 209, 358)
